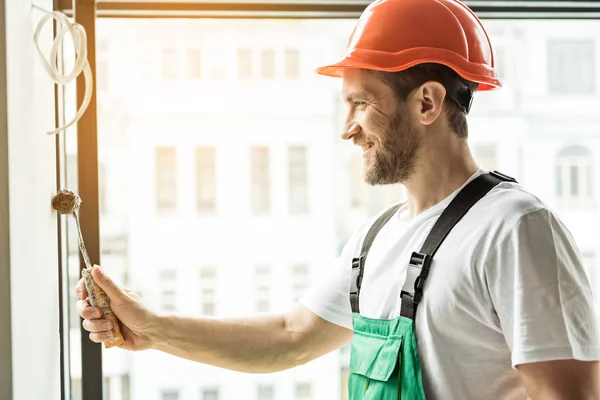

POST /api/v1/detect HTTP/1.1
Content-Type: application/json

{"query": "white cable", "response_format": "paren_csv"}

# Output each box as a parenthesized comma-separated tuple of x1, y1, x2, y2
(33, 4, 93, 135)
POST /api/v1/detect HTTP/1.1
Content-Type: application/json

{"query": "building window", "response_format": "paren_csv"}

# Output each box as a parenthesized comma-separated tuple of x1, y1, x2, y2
(187, 49, 203, 79)
(285, 49, 300, 79)
(238, 48, 253, 79)
(556, 145, 594, 202)
(547, 39, 596, 95)
(257, 385, 274, 400)
(251, 147, 270, 215)
(295, 382, 312, 399)
(196, 147, 217, 213)
(261, 50, 276, 79)
(289, 146, 308, 214)
(159, 269, 178, 312)
(121, 374, 131, 400)
(291, 264, 309, 303)
(161, 390, 179, 400)
(200, 267, 217, 316)
(255, 265, 271, 313)
(472, 144, 499, 171)
(202, 388, 220, 400)
(156, 147, 177, 211)
(162, 48, 178, 81)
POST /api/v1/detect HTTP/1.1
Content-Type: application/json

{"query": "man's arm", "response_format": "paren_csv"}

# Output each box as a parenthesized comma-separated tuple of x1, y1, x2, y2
(518, 360, 600, 400)
(77, 266, 353, 373)
(152, 305, 352, 373)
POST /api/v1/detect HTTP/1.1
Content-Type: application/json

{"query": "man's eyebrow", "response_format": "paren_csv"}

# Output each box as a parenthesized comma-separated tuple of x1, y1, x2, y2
(344, 92, 373, 103)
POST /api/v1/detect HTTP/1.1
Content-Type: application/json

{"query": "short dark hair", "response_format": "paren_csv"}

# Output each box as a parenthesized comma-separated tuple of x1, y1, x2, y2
(370, 65, 478, 139)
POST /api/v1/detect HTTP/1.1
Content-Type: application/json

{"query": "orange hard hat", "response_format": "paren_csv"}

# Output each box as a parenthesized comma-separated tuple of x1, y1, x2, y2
(317, 0, 501, 101)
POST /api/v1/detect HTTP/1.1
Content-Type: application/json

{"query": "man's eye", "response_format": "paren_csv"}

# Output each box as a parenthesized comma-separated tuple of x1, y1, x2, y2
(354, 101, 367, 107)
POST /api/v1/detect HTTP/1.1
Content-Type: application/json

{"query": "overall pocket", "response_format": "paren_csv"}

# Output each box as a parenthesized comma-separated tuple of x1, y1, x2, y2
(348, 329, 402, 400)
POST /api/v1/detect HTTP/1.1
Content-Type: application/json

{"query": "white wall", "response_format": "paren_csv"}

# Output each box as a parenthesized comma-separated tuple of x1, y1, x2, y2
(1, 0, 60, 399)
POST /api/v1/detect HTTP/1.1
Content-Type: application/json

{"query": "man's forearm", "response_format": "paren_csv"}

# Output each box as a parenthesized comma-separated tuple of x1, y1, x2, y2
(151, 313, 304, 373)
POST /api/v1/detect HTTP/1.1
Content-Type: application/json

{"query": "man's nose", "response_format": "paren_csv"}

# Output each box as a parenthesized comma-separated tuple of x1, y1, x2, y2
(341, 122, 361, 141)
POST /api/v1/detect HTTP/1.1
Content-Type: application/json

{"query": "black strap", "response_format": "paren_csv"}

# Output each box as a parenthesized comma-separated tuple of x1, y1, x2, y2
(350, 203, 403, 313)
(350, 171, 517, 317)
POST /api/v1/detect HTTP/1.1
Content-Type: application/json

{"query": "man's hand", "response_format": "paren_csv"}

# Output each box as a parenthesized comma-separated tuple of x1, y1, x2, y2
(76, 265, 158, 351)
(518, 359, 600, 400)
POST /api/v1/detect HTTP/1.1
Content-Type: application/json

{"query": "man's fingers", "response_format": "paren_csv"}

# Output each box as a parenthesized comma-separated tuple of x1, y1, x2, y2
(76, 299, 102, 320)
(89, 331, 114, 343)
(75, 278, 88, 300)
(82, 318, 114, 333)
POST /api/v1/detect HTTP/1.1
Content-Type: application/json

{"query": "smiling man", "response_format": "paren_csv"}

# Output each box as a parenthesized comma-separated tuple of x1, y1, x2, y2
(76, 0, 600, 399)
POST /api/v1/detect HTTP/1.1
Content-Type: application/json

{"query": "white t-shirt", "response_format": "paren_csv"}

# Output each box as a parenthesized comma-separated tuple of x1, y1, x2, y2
(301, 169, 600, 400)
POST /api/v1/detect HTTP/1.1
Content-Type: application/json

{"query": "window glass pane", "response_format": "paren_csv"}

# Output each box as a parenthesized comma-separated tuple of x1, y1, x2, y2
(251, 147, 270, 214)
(570, 164, 580, 196)
(285, 49, 300, 79)
(289, 146, 308, 214)
(162, 48, 178, 80)
(238, 49, 253, 79)
(196, 147, 217, 213)
(156, 147, 177, 211)
(161, 390, 179, 400)
(202, 388, 219, 400)
(188, 49, 203, 79)
(261, 50, 276, 79)
(257, 385, 274, 400)
(295, 382, 312, 399)
(88, 17, 600, 400)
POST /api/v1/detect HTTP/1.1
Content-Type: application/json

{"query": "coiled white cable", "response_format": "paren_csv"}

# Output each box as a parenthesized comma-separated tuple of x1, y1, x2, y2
(33, 4, 93, 135)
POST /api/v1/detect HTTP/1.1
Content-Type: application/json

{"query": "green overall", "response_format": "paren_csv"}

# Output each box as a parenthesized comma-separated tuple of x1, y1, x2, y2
(347, 171, 515, 400)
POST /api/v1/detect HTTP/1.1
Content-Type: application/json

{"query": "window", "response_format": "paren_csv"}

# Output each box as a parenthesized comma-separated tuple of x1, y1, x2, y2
(62, 15, 600, 400)
(238, 49, 253, 79)
(547, 39, 596, 94)
(162, 48, 179, 80)
(291, 264, 309, 303)
(289, 146, 308, 214)
(255, 266, 271, 312)
(159, 269, 178, 312)
(196, 147, 217, 213)
(261, 50, 276, 79)
(161, 390, 179, 400)
(200, 267, 217, 316)
(295, 382, 312, 399)
(285, 49, 300, 79)
(472, 144, 499, 171)
(156, 147, 177, 211)
(257, 385, 274, 400)
(202, 388, 220, 400)
(556, 145, 594, 202)
(251, 147, 270, 215)
(187, 49, 203, 79)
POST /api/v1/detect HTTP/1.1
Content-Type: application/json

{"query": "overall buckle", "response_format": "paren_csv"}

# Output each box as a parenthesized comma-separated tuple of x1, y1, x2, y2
(401, 252, 431, 305)
(350, 257, 365, 295)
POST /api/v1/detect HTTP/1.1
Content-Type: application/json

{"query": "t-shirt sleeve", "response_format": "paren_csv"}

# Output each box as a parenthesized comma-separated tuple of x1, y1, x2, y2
(486, 208, 600, 368)
(299, 233, 358, 331)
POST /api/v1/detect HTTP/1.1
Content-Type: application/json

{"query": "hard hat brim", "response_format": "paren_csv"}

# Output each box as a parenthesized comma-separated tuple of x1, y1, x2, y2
(315, 53, 502, 91)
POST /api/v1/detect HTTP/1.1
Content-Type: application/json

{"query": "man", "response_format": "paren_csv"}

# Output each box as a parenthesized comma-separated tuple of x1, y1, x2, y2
(77, 0, 600, 398)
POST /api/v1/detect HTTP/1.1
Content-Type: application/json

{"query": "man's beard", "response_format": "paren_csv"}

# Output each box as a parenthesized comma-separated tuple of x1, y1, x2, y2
(363, 109, 421, 185)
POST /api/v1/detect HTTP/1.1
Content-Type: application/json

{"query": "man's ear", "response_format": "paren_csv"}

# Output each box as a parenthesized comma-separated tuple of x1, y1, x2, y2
(413, 81, 446, 126)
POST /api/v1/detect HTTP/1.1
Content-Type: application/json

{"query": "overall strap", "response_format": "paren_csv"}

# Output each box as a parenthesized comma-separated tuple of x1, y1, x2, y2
(350, 203, 404, 313)
(399, 171, 517, 319)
